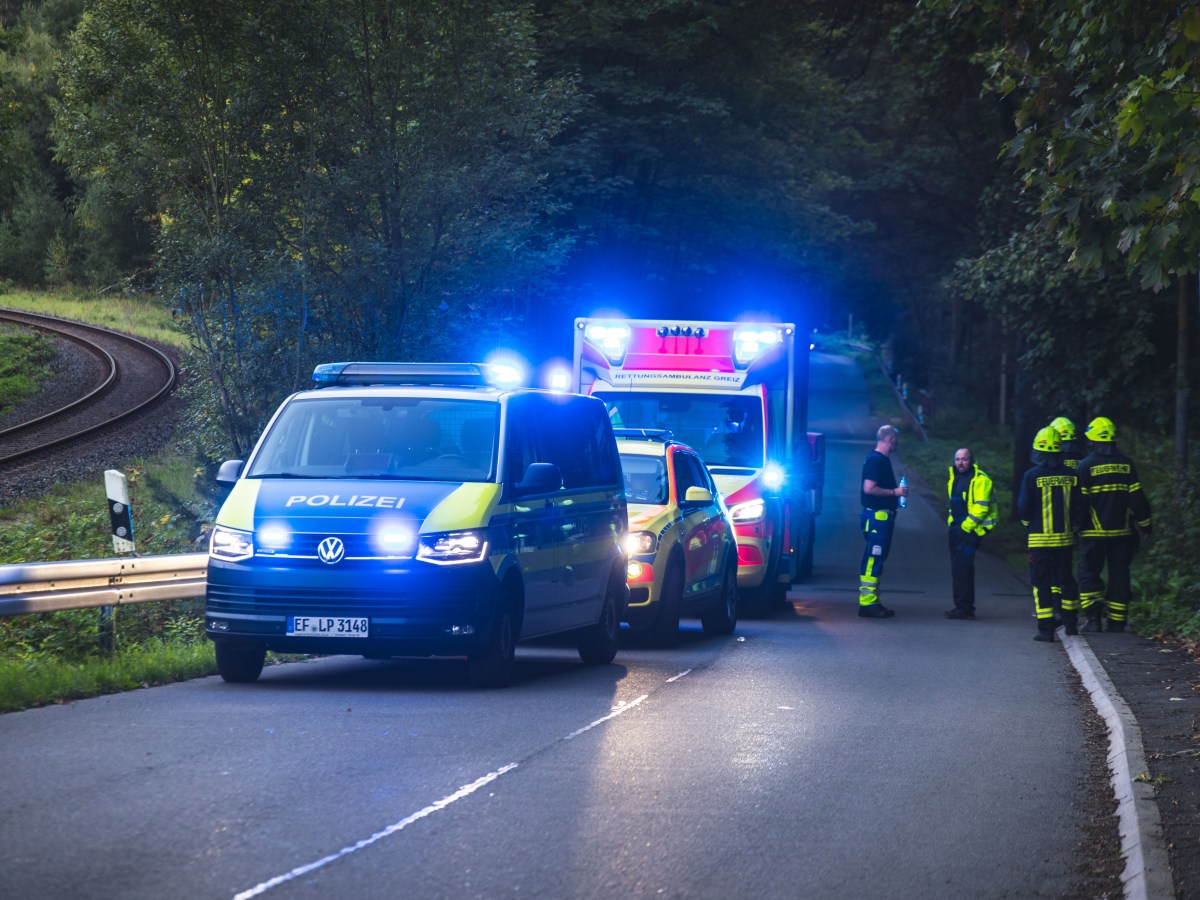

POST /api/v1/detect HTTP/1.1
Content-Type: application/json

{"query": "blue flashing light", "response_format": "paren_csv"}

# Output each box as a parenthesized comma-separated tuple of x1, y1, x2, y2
(372, 521, 415, 557)
(483, 352, 527, 389)
(585, 323, 631, 363)
(733, 328, 782, 368)
(311, 362, 490, 387)
(257, 522, 292, 550)
(762, 463, 786, 491)
(548, 368, 571, 392)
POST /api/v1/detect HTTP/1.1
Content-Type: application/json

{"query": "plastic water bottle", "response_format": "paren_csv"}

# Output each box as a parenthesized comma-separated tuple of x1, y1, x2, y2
(898, 475, 907, 508)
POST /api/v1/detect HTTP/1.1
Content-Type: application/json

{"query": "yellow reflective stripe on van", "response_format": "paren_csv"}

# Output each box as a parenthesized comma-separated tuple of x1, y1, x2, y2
(420, 483, 503, 532)
(217, 480, 262, 531)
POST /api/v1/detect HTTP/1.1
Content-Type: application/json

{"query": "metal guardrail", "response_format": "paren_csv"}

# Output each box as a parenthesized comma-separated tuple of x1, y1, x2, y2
(0, 553, 208, 617)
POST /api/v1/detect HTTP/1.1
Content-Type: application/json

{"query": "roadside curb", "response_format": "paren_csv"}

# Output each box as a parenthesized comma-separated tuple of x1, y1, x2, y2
(1061, 631, 1176, 900)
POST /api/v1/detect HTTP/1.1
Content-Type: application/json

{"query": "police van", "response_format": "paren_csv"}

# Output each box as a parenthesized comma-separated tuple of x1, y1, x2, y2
(205, 362, 628, 688)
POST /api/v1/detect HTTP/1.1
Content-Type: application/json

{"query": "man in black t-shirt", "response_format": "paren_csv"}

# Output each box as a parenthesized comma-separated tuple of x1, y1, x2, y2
(859, 424, 907, 618)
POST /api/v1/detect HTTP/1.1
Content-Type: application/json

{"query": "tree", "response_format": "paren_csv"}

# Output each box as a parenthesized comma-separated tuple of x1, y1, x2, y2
(56, 0, 579, 455)
(936, 0, 1200, 473)
(533, 0, 882, 330)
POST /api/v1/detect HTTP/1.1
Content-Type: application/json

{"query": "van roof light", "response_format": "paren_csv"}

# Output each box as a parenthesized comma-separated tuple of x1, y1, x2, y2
(613, 428, 674, 442)
(312, 362, 492, 387)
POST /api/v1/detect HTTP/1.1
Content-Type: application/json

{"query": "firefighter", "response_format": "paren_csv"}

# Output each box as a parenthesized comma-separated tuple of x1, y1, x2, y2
(1076, 416, 1152, 633)
(858, 423, 907, 618)
(1048, 417, 1083, 621)
(1050, 416, 1083, 470)
(1018, 427, 1084, 641)
(944, 448, 995, 619)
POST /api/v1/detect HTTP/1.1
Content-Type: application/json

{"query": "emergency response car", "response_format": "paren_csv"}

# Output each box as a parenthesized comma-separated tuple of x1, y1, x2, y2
(617, 429, 738, 647)
(204, 362, 628, 688)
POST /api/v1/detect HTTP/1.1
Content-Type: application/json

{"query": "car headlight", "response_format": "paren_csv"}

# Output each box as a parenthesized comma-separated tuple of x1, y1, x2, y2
(417, 529, 489, 565)
(210, 525, 254, 561)
(625, 531, 657, 556)
(728, 499, 765, 523)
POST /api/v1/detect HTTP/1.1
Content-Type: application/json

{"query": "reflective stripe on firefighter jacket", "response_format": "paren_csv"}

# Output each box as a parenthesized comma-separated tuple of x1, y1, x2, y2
(1076, 450, 1152, 539)
(1017, 462, 1082, 548)
(945, 463, 996, 536)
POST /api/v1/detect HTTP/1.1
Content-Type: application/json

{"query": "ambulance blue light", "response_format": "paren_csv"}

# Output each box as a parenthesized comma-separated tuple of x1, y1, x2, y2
(763, 463, 786, 491)
(585, 324, 630, 363)
(734, 328, 782, 367)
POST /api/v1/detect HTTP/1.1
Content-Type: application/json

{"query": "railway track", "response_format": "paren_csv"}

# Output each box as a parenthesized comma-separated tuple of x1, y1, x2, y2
(0, 308, 179, 503)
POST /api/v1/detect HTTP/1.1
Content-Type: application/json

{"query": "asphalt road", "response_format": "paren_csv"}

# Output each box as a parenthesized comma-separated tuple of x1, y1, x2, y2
(0, 352, 1105, 899)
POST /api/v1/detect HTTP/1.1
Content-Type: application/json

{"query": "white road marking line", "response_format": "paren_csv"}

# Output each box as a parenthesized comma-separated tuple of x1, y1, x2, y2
(233, 689, 657, 898)
(232, 763, 518, 899)
(666, 669, 692, 682)
(563, 694, 648, 740)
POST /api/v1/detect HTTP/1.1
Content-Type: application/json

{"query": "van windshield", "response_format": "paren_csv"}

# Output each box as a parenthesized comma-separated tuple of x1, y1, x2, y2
(595, 391, 764, 468)
(246, 396, 499, 482)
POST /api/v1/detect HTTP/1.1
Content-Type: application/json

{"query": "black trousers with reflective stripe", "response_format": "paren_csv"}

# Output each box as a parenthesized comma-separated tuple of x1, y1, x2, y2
(1078, 536, 1137, 621)
(1029, 546, 1078, 624)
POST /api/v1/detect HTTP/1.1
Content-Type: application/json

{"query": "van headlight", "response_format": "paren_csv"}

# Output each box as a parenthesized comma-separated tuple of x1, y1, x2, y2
(210, 525, 254, 561)
(728, 499, 765, 523)
(417, 529, 489, 565)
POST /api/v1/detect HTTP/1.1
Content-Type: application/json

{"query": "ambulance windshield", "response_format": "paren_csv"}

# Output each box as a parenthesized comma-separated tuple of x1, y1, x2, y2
(595, 392, 764, 468)
(247, 396, 499, 481)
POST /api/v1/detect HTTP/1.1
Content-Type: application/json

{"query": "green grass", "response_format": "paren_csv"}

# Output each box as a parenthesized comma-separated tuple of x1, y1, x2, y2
(0, 287, 190, 351)
(0, 638, 217, 712)
(0, 325, 58, 417)
(0, 288, 216, 711)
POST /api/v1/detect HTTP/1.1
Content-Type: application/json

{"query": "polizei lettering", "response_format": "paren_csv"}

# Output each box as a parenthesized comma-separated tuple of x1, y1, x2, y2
(285, 495, 405, 509)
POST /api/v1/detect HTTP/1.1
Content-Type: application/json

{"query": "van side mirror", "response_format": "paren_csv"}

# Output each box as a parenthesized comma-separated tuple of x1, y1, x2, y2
(516, 462, 563, 495)
(216, 460, 244, 485)
(683, 486, 713, 506)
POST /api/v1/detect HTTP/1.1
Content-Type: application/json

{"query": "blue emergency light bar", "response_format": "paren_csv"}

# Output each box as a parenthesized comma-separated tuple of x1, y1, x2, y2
(613, 428, 675, 442)
(312, 362, 494, 387)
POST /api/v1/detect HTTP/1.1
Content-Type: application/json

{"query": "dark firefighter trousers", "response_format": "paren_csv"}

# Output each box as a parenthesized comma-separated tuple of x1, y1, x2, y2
(859, 508, 896, 607)
(1079, 536, 1137, 622)
(1029, 546, 1078, 632)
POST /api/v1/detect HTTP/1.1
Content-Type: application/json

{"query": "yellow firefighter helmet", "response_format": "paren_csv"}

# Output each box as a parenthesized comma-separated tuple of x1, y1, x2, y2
(1049, 416, 1076, 441)
(1085, 416, 1115, 442)
(1032, 426, 1061, 453)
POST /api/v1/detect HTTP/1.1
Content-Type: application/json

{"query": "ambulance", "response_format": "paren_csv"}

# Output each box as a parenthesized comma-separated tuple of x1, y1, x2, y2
(204, 362, 628, 688)
(573, 318, 823, 612)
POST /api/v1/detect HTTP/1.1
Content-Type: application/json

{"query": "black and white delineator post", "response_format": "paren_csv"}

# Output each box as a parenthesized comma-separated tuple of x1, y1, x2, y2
(104, 469, 135, 554)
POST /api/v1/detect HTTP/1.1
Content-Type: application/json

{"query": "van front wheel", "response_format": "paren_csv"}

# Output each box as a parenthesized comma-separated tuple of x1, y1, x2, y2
(577, 578, 621, 665)
(468, 592, 516, 688)
(215, 642, 266, 683)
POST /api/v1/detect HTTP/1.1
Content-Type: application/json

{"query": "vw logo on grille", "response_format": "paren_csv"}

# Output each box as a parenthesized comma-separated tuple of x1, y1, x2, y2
(317, 536, 345, 564)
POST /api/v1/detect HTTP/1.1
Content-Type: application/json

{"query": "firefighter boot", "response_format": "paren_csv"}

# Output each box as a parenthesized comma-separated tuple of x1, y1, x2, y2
(1033, 622, 1057, 642)
(1062, 610, 1079, 636)
(1106, 619, 1126, 633)
(1079, 611, 1103, 633)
